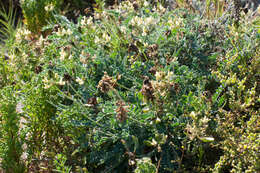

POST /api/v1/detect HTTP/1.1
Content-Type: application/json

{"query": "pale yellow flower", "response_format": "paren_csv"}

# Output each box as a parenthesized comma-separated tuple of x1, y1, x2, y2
(58, 78, 65, 86)
(143, 1, 149, 7)
(102, 33, 111, 42)
(60, 48, 67, 61)
(76, 77, 84, 85)
(120, 26, 127, 34)
(145, 16, 156, 26)
(80, 16, 87, 26)
(45, 3, 54, 12)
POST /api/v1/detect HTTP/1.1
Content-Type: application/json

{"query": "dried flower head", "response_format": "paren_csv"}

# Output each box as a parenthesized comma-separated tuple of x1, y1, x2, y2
(116, 100, 128, 122)
(141, 76, 154, 102)
(85, 97, 98, 109)
(147, 44, 158, 58)
(97, 72, 117, 93)
(63, 73, 72, 82)
(128, 43, 139, 53)
(34, 65, 42, 74)
(148, 66, 157, 75)
(133, 2, 139, 11)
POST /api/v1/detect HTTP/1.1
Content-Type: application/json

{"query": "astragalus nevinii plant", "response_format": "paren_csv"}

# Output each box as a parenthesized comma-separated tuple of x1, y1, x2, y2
(0, 0, 259, 172)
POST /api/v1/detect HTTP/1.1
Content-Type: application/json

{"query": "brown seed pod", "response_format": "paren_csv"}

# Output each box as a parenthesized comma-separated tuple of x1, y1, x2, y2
(63, 73, 72, 82)
(34, 65, 42, 74)
(165, 30, 171, 37)
(87, 97, 98, 106)
(148, 66, 157, 75)
(141, 76, 154, 102)
(133, 3, 139, 11)
(97, 72, 117, 93)
(115, 100, 128, 122)
(128, 43, 139, 53)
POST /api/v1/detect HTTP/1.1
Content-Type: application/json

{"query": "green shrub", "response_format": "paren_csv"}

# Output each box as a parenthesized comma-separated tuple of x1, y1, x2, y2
(186, 13, 260, 172)
(1, 0, 259, 172)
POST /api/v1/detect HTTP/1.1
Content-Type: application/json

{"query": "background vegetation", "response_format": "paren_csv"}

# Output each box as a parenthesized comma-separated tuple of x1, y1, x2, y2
(0, 0, 259, 172)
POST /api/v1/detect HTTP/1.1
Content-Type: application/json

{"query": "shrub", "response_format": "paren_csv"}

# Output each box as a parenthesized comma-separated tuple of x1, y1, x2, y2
(0, 0, 259, 172)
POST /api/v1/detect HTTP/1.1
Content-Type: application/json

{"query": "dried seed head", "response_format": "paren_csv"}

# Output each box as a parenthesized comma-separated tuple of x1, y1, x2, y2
(148, 66, 157, 75)
(116, 100, 128, 122)
(174, 83, 180, 94)
(63, 73, 72, 82)
(147, 44, 159, 58)
(165, 30, 171, 37)
(34, 65, 42, 74)
(128, 43, 139, 53)
(133, 3, 139, 10)
(141, 76, 154, 102)
(87, 97, 98, 106)
(97, 72, 117, 93)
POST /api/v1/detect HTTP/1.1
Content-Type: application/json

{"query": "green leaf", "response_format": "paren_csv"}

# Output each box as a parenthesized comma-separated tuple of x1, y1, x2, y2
(199, 137, 214, 142)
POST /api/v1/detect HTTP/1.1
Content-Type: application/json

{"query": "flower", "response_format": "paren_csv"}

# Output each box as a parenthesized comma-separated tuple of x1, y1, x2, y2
(66, 28, 72, 35)
(142, 26, 148, 36)
(145, 16, 156, 26)
(60, 48, 67, 61)
(76, 77, 84, 85)
(102, 33, 111, 42)
(94, 36, 101, 44)
(120, 26, 127, 34)
(43, 77, 52, 89)
(58, 78, 65, 86)
(45, 3, 54, 12)
(130, 16, 143, 26)
(15, 28, 31, 42)
(36, 35, 45, 47)
(143, 1, 149, 7)
(157, 4, 166, 13)
(87, 16, 93, 25)
(56, 28, 72, 36)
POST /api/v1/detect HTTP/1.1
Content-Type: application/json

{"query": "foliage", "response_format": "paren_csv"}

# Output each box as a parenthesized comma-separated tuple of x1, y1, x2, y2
(0, 0, 21, 44)
(20, 0, 63, 33)
(0, 0, 259, 172)
(0, 87, 25, 172)
(134, 157, 156, 173)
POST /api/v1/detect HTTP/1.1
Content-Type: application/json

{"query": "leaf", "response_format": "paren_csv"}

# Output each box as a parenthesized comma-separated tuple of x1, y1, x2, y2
(218, 95, 226, 107)
(72, 148, 80, 156)
(199, 137, 214, 142)
(132, 135, 139, 153)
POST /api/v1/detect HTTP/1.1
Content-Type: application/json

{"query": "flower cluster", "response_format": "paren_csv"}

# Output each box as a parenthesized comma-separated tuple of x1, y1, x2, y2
(80, 16, 94, 27)
(151, 71, 175, 97)
(130, 15, 158, 37)
(15, 28, 31, 43)
(56, 28, 73, 37)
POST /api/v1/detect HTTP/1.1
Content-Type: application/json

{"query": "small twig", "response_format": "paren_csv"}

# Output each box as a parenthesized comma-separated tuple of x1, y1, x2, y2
(178, 146, 185, 169)
(156, 153, 162, 173)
